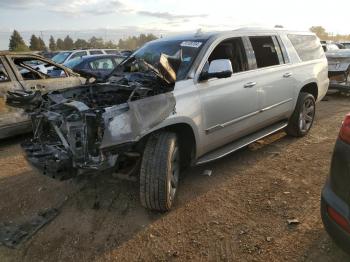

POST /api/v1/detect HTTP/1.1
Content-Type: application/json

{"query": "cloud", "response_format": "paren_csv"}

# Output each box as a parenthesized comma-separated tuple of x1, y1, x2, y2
(0, 0, 41, 8)
(0, 0, 130, 15)
(0, 0, 208, 22)
(137, 11, 208, 20)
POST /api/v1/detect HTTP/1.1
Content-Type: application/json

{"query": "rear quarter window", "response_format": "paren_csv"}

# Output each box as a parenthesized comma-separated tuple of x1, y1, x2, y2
(287, 34, 324, 62)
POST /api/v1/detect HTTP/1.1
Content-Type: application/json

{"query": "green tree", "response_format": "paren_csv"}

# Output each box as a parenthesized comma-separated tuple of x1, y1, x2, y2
(63, 35, 74, 50)
(56, 38, 65, 50)
(310, 26, 329, 40)
(29, 34, 40, 50)
(74, 38, 88, 49)
(9, 30, 29, 51)
(117, 33, 157, 50)
(104, 40, 117, 49)
(38, 37, 46, 51)
(49, 35, 57, 51)
(88, 36, 104, 49)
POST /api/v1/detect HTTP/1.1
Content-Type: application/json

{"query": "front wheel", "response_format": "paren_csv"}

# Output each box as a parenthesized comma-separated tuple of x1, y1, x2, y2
(140, 132, 180, 212)
(286, 92, 316, 137)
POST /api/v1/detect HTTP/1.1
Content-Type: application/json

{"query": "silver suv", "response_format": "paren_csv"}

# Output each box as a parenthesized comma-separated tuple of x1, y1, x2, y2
(7, 28, 328, 211)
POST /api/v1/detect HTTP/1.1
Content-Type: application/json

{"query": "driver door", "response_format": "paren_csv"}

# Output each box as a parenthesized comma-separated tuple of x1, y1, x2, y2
(196, 37, 260, 153)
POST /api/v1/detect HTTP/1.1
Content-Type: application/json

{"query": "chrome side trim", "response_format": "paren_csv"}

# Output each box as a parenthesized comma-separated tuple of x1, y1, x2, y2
(205, 98, 293, 134)
(260, 98, 293, 113)
(206, 110, 260, 134)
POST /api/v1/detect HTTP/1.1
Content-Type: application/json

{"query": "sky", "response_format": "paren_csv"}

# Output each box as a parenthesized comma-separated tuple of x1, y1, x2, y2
(0, 0, 349, 50)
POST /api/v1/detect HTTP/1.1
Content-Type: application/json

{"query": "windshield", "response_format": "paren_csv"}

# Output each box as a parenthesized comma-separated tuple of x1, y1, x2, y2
(64, 57, 83, 69)
(130, 39, 207, 80)
(52, 52, 72, 64)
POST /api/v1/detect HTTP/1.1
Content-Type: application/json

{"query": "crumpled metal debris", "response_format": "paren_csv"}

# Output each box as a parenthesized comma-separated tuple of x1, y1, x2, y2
(0, 208, 59, 248)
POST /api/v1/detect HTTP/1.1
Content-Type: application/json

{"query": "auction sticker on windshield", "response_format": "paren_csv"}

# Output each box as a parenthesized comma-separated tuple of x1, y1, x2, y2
(180, 41, 203, 48)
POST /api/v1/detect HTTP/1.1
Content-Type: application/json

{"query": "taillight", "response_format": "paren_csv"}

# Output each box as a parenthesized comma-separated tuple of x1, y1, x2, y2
(327, 206, 350, 234)
(339, 114, 350, 144)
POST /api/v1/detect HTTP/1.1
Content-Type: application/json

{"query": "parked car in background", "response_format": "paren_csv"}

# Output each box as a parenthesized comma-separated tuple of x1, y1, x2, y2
(51, 49, 121, 64)
(104, 49, 120, 54)
(120, 50, 133, 57)
(339, 42, 350, 49)
(326, 49, 350, 91)
(321, 113, 350, 255)
(0, 52, 85, 138)
(38, 51, 60, 59)
(64, 54, 126, 82)
(7, 28, 328, 211)
(321, 41, 340, 52)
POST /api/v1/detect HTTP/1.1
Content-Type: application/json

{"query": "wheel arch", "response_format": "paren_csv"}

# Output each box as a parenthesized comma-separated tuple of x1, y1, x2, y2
(139, 118, 199, 166)
(299, 81, 318, 101)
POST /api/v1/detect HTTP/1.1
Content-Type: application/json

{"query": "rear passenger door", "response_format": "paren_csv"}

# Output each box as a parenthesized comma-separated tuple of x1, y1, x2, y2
(246, 35, 296, 125)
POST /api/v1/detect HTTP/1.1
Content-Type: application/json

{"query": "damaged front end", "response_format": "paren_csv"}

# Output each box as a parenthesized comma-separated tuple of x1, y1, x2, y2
(7, 57, 177, 180)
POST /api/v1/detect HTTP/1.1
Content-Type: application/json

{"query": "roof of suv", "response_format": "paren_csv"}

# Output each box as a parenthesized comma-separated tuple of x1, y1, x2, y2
(153, 27, 315, 43)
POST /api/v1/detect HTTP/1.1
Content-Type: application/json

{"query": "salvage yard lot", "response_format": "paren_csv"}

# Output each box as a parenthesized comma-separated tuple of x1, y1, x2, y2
(0, 94, 350, 262)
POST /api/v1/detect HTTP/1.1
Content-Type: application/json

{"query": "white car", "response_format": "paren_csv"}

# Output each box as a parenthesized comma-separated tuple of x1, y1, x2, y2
(51, 49, 120, 64)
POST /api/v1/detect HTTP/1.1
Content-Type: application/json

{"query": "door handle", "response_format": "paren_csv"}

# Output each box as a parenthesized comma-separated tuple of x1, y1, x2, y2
(244, 82, 256, 88)
(283, 72, 293, 78)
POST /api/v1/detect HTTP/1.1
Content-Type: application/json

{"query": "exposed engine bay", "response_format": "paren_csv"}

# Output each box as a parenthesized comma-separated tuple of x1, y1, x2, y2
(6, 57, 177, 180)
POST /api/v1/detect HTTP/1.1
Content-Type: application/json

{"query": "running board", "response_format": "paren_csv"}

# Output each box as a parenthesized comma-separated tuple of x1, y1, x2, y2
(196, 121, 288, 165)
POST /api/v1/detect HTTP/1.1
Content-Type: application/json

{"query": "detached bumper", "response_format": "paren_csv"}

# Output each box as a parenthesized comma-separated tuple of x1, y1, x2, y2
(321, 180, 350, 255)
(22, 141, 75, 180)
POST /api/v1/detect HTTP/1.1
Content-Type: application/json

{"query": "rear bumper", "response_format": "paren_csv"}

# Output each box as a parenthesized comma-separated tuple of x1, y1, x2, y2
(328, 70, 350, 91)
(321, 179, 350, 255)
(329, 82, 350, 91)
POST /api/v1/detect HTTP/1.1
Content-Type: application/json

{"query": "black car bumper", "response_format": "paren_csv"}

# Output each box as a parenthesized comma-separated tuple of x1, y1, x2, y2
(321, 179, 350, 255)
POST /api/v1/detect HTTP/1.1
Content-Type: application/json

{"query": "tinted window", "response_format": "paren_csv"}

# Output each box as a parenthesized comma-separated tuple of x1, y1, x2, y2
(0, 61, 9, 82)
(52, 52, 72, 64)
(249, 36, 281, 68)
(343, 43, 350, 49)
(288, 34, 324, 61)
(64, 57, 83, 69)
(71, 51, 87, 60)
(89, 58, 114, 70)
(89, 50, 103, 55)
(207, 37, 248, 73)
(113, 57, 125, 65)
(105, 50, 119, 54)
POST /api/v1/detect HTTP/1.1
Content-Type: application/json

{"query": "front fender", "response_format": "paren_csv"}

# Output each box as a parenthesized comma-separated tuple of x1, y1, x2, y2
(139, 115, 201, 155)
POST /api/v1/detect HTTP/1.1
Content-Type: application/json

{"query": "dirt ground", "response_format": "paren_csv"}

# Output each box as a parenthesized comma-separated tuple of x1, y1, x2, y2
(0, 94, 350, 262)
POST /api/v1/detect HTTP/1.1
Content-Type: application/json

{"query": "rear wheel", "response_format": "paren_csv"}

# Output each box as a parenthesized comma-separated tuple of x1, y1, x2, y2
(286, 92, 316, 137)
(140, 132, 180, 211)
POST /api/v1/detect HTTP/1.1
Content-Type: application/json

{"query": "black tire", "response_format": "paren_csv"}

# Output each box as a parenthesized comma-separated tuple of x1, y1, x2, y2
(140, 132, 180, 211)
(286, 92, 316, 137)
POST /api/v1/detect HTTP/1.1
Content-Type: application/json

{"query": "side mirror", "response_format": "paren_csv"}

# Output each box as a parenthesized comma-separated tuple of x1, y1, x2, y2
(200, 59, 233, 81)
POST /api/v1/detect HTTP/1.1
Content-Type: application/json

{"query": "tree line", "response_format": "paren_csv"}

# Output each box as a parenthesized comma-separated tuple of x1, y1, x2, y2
(310, 26, 350, 41)
(8, 30, 158, 52)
